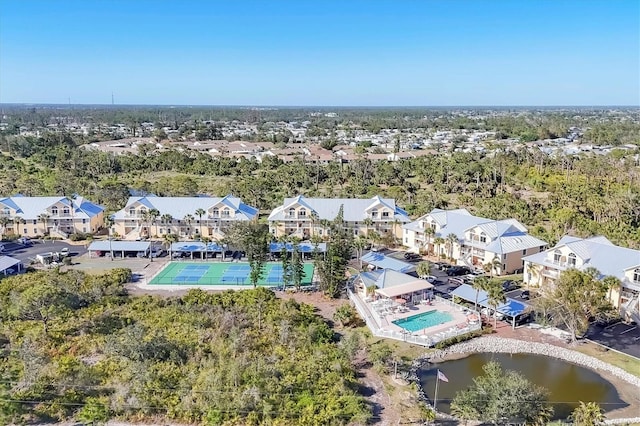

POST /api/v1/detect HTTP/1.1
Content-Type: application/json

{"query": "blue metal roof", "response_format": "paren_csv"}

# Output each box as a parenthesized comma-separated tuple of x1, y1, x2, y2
(171, 242, 225, 252)
(450, 283, 530, 317)
(269, 242, 327, 253)
(360, 252, 415, 273)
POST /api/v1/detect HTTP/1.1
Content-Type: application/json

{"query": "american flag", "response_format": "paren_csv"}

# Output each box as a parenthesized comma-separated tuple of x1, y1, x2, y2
(437, 370, 449, 383)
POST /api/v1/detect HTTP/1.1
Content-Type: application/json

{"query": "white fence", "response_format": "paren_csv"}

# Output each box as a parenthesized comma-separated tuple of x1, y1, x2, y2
(347, 289, 481, 347)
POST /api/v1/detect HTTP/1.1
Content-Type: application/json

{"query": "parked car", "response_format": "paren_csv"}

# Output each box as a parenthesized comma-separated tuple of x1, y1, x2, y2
(447, 266, 471, 276)
(435, 262, 452, 271)
(448, 277, 465, 286)
(521, 290, 531, 300)
(424, 275, 438, 284)
(60, 247, 70, 257)
(404, 252, 421, 260)
(501, 280, 518, 292)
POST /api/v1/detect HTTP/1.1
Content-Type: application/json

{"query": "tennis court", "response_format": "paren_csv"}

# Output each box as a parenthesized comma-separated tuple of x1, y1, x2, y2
(149, 262, 315, 287)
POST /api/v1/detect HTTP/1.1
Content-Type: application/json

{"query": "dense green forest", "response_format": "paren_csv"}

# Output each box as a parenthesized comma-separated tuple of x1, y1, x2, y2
(0, 128, 639, 248)
(0, 269, 369, 425)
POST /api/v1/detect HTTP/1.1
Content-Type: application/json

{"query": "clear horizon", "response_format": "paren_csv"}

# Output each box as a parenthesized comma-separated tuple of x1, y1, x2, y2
(1, 0, 638, 106)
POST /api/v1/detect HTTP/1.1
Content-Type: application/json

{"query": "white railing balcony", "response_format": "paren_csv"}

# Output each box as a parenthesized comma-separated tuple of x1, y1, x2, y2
(542, 268, 560, 279)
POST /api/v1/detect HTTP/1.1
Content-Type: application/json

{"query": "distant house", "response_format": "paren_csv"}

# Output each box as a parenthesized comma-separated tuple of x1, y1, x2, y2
(403, 208, 547, 275)
(523, 236, 640, 323)
(268, 195, 410, 240)
(111, 194, 258, 240)
(0, 195, 104, 238)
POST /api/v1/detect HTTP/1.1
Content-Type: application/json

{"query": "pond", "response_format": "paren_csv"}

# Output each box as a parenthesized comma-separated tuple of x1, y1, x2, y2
(419, 352, 626, 420)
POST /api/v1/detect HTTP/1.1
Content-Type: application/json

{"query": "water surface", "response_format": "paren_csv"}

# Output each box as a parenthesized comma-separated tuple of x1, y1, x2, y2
(419, 352, 626, 419)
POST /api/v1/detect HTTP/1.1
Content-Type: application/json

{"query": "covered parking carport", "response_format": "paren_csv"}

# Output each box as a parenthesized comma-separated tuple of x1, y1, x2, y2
(451, 283, 532, 329)
(170, 242, 225, 259)
(361, 252, 415, 273)
(0, 255, 23, 276)
(88, 241, 151, 258)
(270, 242, 327, 260)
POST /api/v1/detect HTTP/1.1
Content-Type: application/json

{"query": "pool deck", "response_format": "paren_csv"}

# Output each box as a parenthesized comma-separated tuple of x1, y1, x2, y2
(348, 290, 481, 347)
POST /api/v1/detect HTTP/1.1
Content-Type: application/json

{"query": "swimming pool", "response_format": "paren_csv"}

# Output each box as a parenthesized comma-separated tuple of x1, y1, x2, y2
(393, 310, 454, 333)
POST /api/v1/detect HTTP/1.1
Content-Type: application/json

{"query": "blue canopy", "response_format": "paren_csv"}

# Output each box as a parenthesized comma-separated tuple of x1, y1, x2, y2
(171, 242, 224, 252)
(269, 242, 327, 253)
(450, 283, 530, 317)
(360, 252, 415, 273)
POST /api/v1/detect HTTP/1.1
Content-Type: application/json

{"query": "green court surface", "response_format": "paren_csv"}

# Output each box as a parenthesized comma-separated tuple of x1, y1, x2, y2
(149, 262, 315, 286)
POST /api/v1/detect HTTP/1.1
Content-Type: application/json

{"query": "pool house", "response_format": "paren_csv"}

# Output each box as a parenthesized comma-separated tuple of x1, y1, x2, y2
(349, 269, 479, 347)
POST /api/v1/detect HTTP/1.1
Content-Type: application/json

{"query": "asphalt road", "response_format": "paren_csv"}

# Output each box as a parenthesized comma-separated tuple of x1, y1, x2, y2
(1, 240, 88, 264)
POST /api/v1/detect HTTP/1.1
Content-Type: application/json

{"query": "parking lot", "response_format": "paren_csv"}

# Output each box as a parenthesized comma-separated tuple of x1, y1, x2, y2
(1, 239, 88, 264)
(586, 321, 640, 359)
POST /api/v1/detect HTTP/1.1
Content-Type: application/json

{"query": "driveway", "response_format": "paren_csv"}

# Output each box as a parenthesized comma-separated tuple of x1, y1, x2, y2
(1, 240, 88, 264)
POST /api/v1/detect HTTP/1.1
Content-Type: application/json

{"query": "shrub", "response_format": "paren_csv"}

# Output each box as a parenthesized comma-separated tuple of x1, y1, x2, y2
(434, 328, 491, 350)
(69, 232, 92, 241)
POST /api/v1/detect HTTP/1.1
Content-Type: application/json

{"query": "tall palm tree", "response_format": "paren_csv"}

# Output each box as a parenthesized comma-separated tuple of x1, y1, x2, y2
(0, 216, 10, 239)
(526, 262, 543, 289)
(149, 209, 160, 238)
(140, 209, 151, 238)
(491, 255, 502, 277)
(362, 217, 374, 237)
(353, 236, 367, 270)
(472, 276, 489, 312)
(38, 213, 50, 236)
(13, 216, 25, 235)
(163, 233, 178, 258)
(183, 214, 194, 238)
(446, 233, 458, 261)
(423, 226, 435, 255)
(487, 279, 506, 328)
(195, 208, 206, 237)
(433, 237, 445, 258)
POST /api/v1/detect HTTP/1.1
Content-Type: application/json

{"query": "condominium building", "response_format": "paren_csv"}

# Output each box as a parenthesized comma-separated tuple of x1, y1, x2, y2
(268, 195, 410, 240)
(523, 236, 640, 323)
(403, 208, 548, 275)
(111, 194, 258, 240)
(0, 195, 104, 238)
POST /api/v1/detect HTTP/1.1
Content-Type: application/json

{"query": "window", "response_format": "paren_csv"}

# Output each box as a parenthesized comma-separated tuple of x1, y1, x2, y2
(82, 219, 86, 224)
(222, 208, 230, 217)
(568, 253, 577, 267)
(353, 229, 358, 236)
(129, 207, 136, 215)
(522, 249, 527, 255)
(23, 228, 27, 234)
(553, 250, 562, 263)
(371, 210, 378, 219)
(83, 227, 86, 233)
(288, 208, 295, 218)
(634, 268, 640, 283)
(51, 207, 58, 215)
(63, 208, 69, 215)
(469, 231, 477, 241)
(503, 253, 507, 260)
(299, 209, 306, 217)
(212, 208, 219, 217)
(382, 211, 389, 218)
(318, 229, 323, 236)
(32, 220, 36, 225)
(2, 207, 9, 215)
(480, 232, 487, 243)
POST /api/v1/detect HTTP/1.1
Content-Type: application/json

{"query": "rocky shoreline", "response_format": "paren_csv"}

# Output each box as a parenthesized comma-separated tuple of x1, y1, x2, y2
(405, 336, 640, 424)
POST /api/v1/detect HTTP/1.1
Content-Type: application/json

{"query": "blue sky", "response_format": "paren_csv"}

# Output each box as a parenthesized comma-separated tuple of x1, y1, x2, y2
(1, 0, 638, 106)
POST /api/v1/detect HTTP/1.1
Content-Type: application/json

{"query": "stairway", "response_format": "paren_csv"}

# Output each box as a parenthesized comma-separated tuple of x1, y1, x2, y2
(621, 295, 640, 324)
